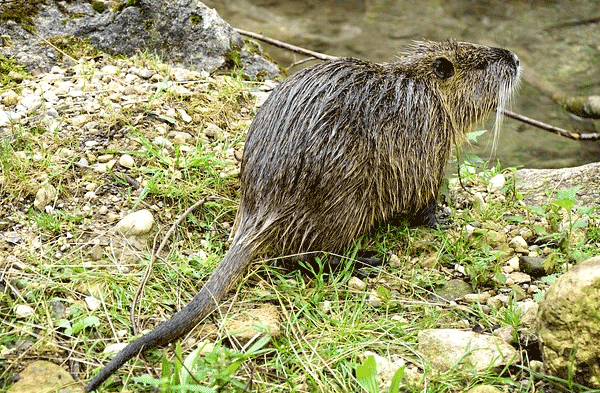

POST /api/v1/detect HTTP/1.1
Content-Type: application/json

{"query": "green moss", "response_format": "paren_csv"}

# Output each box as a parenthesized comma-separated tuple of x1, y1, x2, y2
(45, 36, 102, 61)
(114, 0, 141, 13)
(91, 1, 107, 13)
(254, 70, 268, 82)
(190, 13, 201, 25)
(0, 55, 28, 91)
(224, 49, 242, 69)
(243, 40, 261, 55)
(70, 12, 88, 19)
(143, 19, 153, 29)
(0, 0, 44, 34)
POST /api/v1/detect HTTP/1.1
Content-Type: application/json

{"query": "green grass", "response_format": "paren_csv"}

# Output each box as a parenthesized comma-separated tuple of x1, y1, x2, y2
(1, 53, 600, 393)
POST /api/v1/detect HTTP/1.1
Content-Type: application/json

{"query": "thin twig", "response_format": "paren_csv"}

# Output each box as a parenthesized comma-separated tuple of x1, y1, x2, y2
(32, 31, 79, 65)
(130, 196, 221, 335)
(502, 109, 600, 141)
(237, 27, 596, 142)
(234, 28, 338, 61)
(285, 57, 322, 71)
(545, 16, 600, 30)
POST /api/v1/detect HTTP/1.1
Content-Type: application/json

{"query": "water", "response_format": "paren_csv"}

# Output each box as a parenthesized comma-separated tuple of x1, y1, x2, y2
(205, 0, 600, 169)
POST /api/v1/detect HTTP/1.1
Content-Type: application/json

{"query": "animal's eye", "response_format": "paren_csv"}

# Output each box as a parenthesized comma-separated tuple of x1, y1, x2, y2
(433, 57, 455, 79)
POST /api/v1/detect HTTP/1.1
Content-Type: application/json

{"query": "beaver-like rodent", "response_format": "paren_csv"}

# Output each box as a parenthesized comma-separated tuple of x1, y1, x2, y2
(86, 40, 520, 391)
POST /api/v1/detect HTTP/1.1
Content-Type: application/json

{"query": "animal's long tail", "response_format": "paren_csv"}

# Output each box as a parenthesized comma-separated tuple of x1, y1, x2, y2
(86, 239, 256, 392)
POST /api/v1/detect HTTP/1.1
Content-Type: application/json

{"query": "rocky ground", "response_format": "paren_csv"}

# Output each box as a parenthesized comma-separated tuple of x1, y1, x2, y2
(1, 43, 600, 393)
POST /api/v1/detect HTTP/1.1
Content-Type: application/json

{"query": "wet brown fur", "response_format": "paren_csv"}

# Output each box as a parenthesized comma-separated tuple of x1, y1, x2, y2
(86, 40, 520, 391)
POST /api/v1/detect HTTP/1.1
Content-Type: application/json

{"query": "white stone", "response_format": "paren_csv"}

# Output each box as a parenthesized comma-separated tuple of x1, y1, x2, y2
(488, 174, 506, 190)
(473, 192, 487, 209)
(517, 300, 538, 327)
(101, 65, 119, 75)
(169, 131, 193, 145)
(455, 264, 466, 275)
(174, 85, 192, 97)
(93, 163, 108, 173)
(172, 67, 194, 82)
(2, 90, 19, 106)
(119, 154, 135, 168)
(153, 136, 173, 149)
(508, 272, 531, 284)
(124, 73, 139, 83)
(20, 95, 43, 113)
(348, 276, 367, 291)
(0, 110, 10, 126)
(507, 256, 520, 271)
(463, 292, 491, 303)
(15, 304, 35, 318)
(77, 157, 89, 167)
(71, 114, 89, 127)
(34, 183, 57, 211)
(464, 224, 476, 238)
(114, 209, 154, 236)
(42, 90, 58, 102)
(179, 108, 192, 122)
(85, 296, 101, 311)
(418, 329, 519, 372)
(261, 79, 279, 91)
(69, 88, 84, 97)
(509, 235, 528, 249)
(103, 342, 128, 355)
(362, 351, 408, 392)
(368, 293, 382, 308)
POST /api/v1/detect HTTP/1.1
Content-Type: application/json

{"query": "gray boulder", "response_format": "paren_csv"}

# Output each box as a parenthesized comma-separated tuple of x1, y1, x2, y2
(417, 329, 519, 372)
(537, 256, 600, 388)
(0, 0, 280, 79)
(515, 161, 600, 209)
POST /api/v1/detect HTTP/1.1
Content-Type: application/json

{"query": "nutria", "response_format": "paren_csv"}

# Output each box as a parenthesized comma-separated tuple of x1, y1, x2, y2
(86, 39, 520, 391)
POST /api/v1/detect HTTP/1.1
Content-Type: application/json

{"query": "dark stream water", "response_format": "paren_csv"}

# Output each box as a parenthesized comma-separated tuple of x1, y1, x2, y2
(205, 0, 600, 169)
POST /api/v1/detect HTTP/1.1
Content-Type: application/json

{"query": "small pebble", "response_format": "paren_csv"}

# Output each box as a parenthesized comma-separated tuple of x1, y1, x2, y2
(507, 256, 520, 271)
(153, 136, 173, 149)
(509, 235, 528, 250)
(463, 292, 491, 303)
(119, 154, 135, 168)
(368, 293, 382, 308)
(114, 209, 154, 236)
(85, 296, 101, 311)
(488, 173, 506, 190)
(348, 276, 367, 291)
(15, 305, 35, 318)
(103, 342, 128, 354)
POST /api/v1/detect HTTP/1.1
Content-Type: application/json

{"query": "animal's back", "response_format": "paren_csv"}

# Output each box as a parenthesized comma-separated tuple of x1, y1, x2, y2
(239, 58, 454, 256)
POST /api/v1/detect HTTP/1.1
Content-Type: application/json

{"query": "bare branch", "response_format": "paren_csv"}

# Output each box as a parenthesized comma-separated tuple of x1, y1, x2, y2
(234, 28, 339, 61)
(502, 110, 600, 141)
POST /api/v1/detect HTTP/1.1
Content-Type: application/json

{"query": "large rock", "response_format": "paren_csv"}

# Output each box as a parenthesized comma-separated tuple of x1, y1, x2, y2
(515, 162, 600, 208)
(537, 256, 600, 388)
(0, 0, 280, 79)
(7, 360, 82, 393)
(417, 329, 519, 372)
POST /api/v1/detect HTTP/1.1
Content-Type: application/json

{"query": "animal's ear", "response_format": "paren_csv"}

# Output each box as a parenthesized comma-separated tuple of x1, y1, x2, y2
(433, 57, 455, 79)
